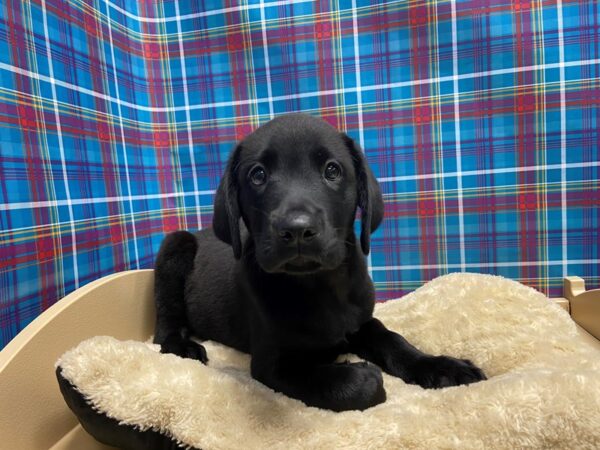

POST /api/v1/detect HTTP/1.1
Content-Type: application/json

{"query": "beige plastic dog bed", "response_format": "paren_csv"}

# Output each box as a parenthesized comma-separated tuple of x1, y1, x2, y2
(58, 273, 600, 449)
(2, 270, 600, 449)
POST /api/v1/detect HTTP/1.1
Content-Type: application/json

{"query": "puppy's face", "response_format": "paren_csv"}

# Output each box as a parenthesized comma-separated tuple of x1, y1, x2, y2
(236, 120, 358, 274)
(213, 114, 383, 275)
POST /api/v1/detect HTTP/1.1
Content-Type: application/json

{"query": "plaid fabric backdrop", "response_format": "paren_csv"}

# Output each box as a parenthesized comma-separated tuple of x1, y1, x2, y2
(0, 0, 599, 348)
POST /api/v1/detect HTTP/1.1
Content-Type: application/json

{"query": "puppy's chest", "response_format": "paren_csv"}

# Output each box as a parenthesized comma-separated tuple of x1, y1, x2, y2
(262, 290, 366, 347)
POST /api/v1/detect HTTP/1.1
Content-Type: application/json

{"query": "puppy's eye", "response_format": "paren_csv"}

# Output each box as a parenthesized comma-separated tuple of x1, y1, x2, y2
(249, 166, 267, 186)
(324, 162, 342, 181)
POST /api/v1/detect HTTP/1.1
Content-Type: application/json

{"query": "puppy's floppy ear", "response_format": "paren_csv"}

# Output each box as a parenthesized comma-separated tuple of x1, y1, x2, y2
(213, 145, 242, 259)
(342, 134, 384, 255)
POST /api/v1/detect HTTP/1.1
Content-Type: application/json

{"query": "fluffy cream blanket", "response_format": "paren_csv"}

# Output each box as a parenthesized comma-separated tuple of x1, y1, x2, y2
(57, 273, 600, 449)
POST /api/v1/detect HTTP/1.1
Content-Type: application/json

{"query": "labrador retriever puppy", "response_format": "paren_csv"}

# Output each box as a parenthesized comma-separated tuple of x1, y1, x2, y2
(153, 113, 486, 411)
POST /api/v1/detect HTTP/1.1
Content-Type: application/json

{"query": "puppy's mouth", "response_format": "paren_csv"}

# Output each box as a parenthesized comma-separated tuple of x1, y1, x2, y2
(282, 256, 322, 274)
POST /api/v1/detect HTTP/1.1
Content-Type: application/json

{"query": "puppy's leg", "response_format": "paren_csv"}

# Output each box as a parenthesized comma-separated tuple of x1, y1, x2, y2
(153, 231, 207, 363)
(347, 318, 486, 389)
(251, 354, 386, 411)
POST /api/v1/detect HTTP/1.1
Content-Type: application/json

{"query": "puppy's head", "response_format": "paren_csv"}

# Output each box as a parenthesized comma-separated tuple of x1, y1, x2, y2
(213, 113, 383, 275)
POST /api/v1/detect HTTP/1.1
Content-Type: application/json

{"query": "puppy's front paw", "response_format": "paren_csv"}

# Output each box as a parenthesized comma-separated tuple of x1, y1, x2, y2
(347, 362, 387, 410)
(320, 361, 386, 411)
(160, 335, 208, 364)
(407, 355, 486, 389)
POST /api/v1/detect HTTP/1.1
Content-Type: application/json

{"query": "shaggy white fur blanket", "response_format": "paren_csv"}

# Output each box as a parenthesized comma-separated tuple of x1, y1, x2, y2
(57, 273, 600, 449)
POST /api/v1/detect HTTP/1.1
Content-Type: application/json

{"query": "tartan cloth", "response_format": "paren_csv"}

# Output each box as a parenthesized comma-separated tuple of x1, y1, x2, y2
(0, 0, 598, 348)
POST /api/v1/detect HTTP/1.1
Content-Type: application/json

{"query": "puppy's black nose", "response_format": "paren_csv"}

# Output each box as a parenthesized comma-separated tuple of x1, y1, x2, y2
(276, 213, 319, 244)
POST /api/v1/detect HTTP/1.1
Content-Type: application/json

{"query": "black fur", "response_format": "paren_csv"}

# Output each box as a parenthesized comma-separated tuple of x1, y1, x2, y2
(153, 113, 485, 412)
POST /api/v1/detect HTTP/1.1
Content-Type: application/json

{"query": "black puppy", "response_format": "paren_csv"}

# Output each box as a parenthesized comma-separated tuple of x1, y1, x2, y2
(153, 113, 485, 411)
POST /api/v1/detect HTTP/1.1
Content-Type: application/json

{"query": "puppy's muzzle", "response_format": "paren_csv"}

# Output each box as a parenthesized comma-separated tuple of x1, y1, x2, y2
(268, 207, 329, 274)
(274, 212, 320, 245)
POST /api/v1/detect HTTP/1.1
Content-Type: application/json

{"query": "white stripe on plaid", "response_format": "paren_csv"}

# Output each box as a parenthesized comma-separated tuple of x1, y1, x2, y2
(0, 190, 215, 211)
(3, 207, 189, 234)
(371, 260, 600, 271)
(557, 0, 568, 278)
(259, 0, 275, 119)
(174, 0, 203, 229)
(451, 0, 466, 271)
(435, 1, 449, 269)
(41, 0, 80, 288)
(351, 0, 373, 276)
(2, 160, 598, 211)
(378, 161, 600, 182)
(105, 0, 140, 268)
(2, 59, 600, 114)
(103, 0, 314, 24)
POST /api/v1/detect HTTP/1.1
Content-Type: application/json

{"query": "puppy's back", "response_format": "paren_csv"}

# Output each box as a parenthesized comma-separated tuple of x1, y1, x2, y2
(184, 229, 251, 353)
